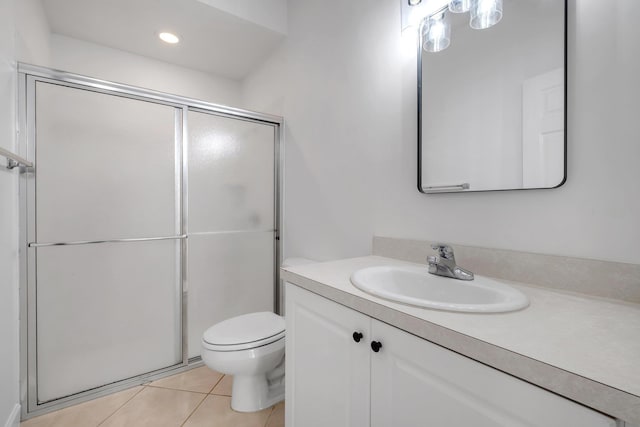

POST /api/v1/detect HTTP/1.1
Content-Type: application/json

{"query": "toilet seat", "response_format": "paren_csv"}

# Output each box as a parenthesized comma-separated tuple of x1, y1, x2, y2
(202, 312, 285, 352)
(203, 331, 284, 352)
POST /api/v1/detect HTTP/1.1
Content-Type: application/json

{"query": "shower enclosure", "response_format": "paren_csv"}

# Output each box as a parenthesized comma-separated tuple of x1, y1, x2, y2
(17, 64, 283, 418)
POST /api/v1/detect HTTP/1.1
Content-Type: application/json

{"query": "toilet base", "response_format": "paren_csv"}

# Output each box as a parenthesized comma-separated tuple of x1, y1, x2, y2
(231, 370, 285, 412)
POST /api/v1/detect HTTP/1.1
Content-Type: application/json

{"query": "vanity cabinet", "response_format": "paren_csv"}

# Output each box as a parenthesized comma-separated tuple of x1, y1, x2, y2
(285, 283, 616, 427)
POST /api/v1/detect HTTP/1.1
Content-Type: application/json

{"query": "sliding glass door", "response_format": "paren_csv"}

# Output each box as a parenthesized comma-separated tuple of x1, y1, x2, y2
(186, 111, 276, 358)
(32, 82, 183, 402)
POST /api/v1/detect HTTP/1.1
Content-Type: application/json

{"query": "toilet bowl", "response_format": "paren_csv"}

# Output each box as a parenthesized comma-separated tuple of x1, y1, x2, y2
(201, 257, 316, 412)
(201, 312, 286, 412)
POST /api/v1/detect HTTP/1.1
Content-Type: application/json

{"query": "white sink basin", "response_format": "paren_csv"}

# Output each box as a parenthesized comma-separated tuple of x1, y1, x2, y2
(350, 265, 529, 313)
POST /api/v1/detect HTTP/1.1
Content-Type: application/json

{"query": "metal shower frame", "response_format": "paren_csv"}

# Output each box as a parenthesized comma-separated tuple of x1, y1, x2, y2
(17, 63, 285, 419)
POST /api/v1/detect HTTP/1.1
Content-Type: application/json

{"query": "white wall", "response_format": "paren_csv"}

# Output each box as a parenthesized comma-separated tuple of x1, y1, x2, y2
(0, 0, 20, 424)
(14, 0, 51, 65)
(1, 0, 51, 424)
(242, 0, 640, 266)
(50, 35, 242, 107)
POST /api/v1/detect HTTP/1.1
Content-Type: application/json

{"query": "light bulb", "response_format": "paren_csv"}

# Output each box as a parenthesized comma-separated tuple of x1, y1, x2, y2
(470, 0, 503, 30)
(448, 0, 471, 13)
(159, 32, 180, 44)
(422, 10, 451, 53)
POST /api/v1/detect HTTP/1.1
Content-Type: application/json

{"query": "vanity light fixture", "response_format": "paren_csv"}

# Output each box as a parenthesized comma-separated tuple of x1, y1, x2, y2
(158, 32, 180, 44)
(401, 0, 450, 33)
(470, 0, 503, 30)
(410, 0, 503, 53)
(422, 10, 451, 53)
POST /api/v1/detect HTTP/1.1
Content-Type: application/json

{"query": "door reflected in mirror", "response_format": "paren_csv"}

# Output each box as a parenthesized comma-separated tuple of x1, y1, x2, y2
(418, 0, 566, 193)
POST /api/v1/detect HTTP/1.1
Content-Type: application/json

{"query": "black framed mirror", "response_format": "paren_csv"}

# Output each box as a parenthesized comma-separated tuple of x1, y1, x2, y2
(418, 0, 567, 193)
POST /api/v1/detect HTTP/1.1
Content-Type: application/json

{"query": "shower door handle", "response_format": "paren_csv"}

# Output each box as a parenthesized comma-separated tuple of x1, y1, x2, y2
(28, 235, 188, 248)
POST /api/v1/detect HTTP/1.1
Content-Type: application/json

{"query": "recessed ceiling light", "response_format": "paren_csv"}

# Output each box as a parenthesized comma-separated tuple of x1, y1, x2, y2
(159, 32, 180, 44)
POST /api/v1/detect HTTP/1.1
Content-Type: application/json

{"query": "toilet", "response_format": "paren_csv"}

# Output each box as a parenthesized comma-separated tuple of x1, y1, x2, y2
(201, 258, 315, 412)
(201, 311, 286, 412)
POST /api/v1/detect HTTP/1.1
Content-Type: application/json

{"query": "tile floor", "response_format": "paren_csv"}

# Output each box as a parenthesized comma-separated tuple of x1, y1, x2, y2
(21, 366, 284, 427)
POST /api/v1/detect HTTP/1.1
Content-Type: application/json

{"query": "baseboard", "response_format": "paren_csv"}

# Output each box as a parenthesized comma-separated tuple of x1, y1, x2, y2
(3, 404, 20, 427)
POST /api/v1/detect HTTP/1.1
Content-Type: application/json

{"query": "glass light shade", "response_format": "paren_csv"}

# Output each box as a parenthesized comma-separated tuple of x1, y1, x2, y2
(470, 0, 503, 29)
(448, 0, 471, 13)
(422, 11, 451, 53)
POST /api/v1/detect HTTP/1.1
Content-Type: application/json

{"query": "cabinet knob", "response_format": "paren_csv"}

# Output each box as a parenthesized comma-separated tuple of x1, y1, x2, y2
(370, 341, 383, 352)
(352, 332, 364, 343)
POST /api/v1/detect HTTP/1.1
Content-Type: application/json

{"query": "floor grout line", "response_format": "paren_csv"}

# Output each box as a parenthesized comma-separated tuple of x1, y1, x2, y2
(209, 391, 232, 396)
(206, 374, 226, 394)
(263, 406, 276, 427)
(96, 385, 146, 427)
(209, 374, 232, 396)
(179, 393, 209, 427)
(146, 384, 211, 394)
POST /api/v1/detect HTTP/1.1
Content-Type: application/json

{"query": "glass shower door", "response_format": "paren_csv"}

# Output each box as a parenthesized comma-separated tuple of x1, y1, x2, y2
(186, 110, 276, 358)
(31, 82, 182, 402)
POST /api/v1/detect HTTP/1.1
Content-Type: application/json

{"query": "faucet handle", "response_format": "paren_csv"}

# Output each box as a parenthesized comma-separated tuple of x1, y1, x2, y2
(431, 243, 454, 259)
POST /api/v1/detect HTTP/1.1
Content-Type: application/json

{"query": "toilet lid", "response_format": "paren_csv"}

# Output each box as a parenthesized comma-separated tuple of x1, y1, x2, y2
(202, 331, 284, 352)
(203, 312, 285, 348)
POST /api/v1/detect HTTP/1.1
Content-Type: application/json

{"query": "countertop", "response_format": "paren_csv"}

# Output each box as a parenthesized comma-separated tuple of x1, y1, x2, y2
(281, 256, 640, 425)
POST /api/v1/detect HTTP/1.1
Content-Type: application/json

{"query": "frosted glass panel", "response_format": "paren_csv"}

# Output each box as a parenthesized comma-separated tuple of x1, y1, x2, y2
(36, 240, 181, 402)
(35, 82, 177, 242)
(187, 232, 274, 358)
(188, 111, 275, 232)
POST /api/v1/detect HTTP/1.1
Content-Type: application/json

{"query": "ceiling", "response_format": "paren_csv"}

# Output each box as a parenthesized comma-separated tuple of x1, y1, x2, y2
(42, 0, 287, 80)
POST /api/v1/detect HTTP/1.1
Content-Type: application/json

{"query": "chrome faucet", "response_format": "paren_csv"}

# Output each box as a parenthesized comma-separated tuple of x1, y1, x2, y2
(427, 244, 474, 281)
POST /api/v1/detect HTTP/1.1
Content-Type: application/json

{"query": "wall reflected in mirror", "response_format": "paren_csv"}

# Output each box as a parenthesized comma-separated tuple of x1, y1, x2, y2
(419, 0, 566, 193)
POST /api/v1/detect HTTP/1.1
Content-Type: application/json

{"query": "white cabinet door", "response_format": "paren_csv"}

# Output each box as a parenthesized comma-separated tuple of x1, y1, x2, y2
(370, 320, 615, 427)
(285, 284, 371, 427)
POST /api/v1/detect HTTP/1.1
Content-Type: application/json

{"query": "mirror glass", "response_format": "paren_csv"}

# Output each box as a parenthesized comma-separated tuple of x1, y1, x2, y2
(419, 0, 566, 193)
